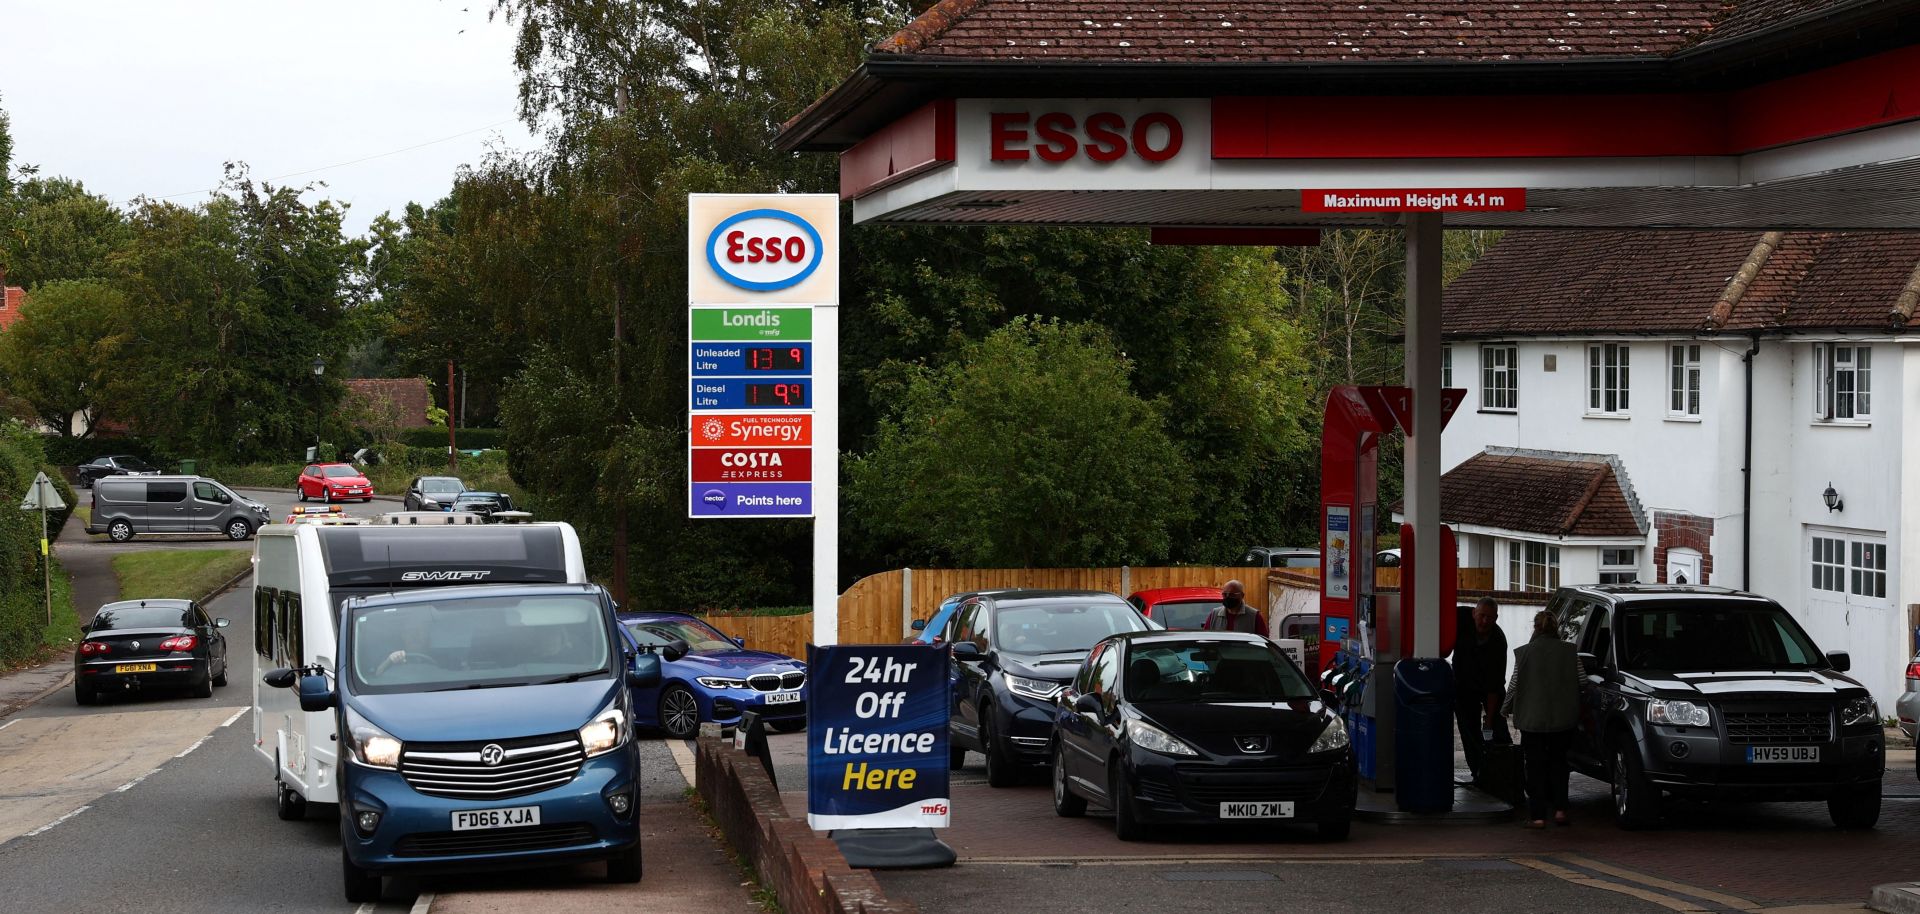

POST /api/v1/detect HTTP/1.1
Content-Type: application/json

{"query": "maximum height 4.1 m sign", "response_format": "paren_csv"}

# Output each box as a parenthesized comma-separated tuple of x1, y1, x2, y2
(687, 195, 839, 519)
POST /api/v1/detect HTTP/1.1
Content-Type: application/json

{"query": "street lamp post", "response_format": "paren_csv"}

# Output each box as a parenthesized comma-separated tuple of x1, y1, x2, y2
(310, 357, 325, 462)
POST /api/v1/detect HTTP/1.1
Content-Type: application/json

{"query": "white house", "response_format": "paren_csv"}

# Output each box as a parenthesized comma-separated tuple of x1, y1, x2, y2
(1436, 229, 1920, 708)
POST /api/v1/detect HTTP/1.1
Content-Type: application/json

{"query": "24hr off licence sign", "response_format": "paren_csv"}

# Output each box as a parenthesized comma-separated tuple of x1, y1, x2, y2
(807, 644, 951, 829)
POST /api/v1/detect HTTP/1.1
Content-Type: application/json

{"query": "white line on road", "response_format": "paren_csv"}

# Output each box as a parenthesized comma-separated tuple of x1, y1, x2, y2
(24, 805, 89, 837)
(114, 772, 153, 793)
(410, 893, 436, 914)
(174, 735, 211, 758)
(221, 708, 246, 728)
(0, 719, 15, 731)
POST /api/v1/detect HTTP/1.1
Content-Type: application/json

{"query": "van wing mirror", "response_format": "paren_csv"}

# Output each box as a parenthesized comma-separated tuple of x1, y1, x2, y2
(296, 674, 336, 712)
(627, 653, 662, 689)
(263, 667, 297, 689)
(1826, 650, 1851, 672)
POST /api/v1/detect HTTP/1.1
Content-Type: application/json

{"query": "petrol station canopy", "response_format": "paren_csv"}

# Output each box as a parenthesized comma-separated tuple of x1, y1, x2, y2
(780, 0, 1920, 230)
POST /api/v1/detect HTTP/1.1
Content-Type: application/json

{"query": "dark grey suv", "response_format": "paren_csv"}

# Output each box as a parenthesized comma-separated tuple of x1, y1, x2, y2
(1550, 584, 1883, 830)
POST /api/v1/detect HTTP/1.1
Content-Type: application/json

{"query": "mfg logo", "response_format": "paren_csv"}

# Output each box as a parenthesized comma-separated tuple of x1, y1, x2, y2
(919, 803, 948, 816)
(706, 209, 824, 292)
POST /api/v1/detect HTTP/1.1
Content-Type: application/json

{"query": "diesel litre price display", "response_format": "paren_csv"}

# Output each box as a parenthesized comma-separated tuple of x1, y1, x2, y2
(745, 382, 807, 407)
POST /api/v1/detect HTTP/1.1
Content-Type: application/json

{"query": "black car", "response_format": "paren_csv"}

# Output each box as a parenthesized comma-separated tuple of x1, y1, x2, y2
(402, 475, 468, 511)
(945, 589, 1153, 786)
(75, 599, 231, 703)
(446, 491, 518, 521)
(1550, 584, 1884, 830)
(1052, 631, 1356, 841)
(76, 455, 160, 488)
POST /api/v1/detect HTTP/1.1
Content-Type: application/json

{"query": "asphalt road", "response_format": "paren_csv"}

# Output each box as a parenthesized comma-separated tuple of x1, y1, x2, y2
(0, 578, 696, 913)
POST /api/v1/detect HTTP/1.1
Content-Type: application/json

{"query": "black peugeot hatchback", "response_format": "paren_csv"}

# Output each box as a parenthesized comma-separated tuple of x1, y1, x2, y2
(74, 599, 231, 704)
(1051, 631, 1356, 840)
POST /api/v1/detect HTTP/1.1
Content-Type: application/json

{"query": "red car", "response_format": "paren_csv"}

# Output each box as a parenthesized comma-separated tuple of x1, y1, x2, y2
(296, 463, 374, 503)
(1125, 586, 1225, 631)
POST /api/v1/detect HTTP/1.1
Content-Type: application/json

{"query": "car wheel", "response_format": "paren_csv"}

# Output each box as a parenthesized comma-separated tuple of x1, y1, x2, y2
(1829, 781, 1882, 829)
(1111, 764, 1144, 841)
(296, 487, 306, 503)
(767, 718, 807, 734)
(80, 477, 93, 489)
(212, 660, 228, 688)
(606, 843, 643, 883)
(341, 847, 381, 904)
(982, 713, 1019, 788)
(1051, 743, 1086, 817)
(659, 685, 701, 739)
(193, 670, 214, 699)
(322, 489, 333, 504)
(226, 519, 253, 541)
(277, 778, 308, 821)
(949, 744, 968, 769)
(1317, 812, 1353, 841)
(75, 681, 97, 706)
(1612, 735, 1661, 830)
(107, 519, 134, 543)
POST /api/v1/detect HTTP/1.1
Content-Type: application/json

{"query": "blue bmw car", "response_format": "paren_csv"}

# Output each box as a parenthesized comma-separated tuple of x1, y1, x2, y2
(616, 612, 807, 739)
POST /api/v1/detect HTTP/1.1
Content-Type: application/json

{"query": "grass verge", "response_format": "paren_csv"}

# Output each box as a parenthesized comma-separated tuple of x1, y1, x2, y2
(688, 788, 783, 913)
(113, 549, 254, 602)
(0, 555, 82, 671)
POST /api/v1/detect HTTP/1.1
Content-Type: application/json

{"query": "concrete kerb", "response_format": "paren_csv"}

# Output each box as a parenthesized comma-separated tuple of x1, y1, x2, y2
(1873, 883, 1920, 914)
(696, 736, 919, 914)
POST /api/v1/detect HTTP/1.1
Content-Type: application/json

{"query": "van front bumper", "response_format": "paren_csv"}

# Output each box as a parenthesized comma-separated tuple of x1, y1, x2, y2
(341, 747, 640, 874)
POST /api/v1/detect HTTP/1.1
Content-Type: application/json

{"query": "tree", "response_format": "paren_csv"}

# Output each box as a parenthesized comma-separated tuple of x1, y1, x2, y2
(850, 318, 1193, 567)
(0, 280, 128, 436)
(0, 178, 131, 287)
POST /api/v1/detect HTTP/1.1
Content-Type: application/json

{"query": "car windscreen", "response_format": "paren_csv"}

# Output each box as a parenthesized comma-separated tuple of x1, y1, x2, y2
(1617, 604, 1825, 671)
(994, 601, 1147, 654)
(625, 618, 733, 653)
(1125, 639, 1314, 703)
(322, 465, 359, 478)
(92, 605, 189, 630)
(421, 478, 464, 494)
(1151, 600, 1221, 630)
(346, 593, 612, 694)
(118, 458, 156, 471)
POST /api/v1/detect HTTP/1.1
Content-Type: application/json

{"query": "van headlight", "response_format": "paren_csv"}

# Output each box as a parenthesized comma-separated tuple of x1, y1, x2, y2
(1648, 699, 1711, 728)
(579, 694, 629, 757)
(1126, 719, 1199, 757)
(1842, 696, 1879, 727)
(1309, 716, 1350, 753)
(344, 705, 403, 770)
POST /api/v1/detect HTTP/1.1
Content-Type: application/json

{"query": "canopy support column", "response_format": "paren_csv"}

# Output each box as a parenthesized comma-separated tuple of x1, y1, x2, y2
(1404, 213, 1444, 659)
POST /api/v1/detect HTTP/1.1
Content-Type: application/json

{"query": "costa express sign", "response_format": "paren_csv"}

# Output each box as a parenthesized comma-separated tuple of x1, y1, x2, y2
(690, 448, 812, 483)
(990, 111, 1183, 162)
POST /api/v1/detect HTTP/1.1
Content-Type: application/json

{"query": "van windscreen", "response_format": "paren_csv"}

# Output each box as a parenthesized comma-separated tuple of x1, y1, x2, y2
(318, 526, 567, 586)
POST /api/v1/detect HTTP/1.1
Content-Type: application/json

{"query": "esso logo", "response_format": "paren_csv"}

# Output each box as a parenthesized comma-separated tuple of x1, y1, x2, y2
(706, 209, 824, 292)
(990, 111, 1184, 164)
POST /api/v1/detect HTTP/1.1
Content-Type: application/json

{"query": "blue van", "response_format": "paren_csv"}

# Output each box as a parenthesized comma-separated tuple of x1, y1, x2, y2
(268, 582, 661, 902)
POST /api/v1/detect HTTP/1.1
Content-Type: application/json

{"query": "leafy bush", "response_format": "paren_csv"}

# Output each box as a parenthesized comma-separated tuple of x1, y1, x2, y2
(399, 427, 507, 450)
(0, 422, 81, 667)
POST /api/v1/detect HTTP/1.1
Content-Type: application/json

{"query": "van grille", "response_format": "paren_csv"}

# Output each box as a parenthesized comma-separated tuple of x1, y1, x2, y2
(400, 733, 585, 799)
(748, 671, 806, 692)
(393, 823, 599, 857)
(1723, 708, 1833, 745)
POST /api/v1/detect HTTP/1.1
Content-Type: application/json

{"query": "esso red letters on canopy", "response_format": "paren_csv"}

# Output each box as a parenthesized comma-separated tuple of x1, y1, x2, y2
(990, 112, 1184, 163)
(726, 230, 809, 265)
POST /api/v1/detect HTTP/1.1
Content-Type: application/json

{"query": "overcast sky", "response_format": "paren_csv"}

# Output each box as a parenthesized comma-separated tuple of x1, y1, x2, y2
(0, 0, 538, 235)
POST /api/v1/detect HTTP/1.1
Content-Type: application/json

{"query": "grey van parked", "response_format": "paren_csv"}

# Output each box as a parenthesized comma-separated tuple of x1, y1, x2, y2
(89, 476, 272, 542)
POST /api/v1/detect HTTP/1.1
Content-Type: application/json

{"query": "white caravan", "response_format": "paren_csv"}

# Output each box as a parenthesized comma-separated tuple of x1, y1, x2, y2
(251, 518, 587, 817)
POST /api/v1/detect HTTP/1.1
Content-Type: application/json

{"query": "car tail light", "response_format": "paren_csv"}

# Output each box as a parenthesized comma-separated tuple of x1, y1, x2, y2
(1908, 661, 1920, 680)
(79, 641, 111, 655)
(159, 635, 198, 652)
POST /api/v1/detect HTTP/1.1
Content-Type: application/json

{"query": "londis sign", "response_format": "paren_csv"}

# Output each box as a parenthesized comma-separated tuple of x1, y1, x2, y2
(687, 194, 839, 306)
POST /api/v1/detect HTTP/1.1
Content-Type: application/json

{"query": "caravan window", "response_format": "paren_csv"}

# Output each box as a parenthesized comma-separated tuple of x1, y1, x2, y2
(317, 526, 567, 586)
(255, 588, 277, 658)
(346, 593, 611, 694)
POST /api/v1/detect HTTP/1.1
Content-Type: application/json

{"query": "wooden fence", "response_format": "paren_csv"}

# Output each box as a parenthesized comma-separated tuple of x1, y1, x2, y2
(698, 566, 1270, 659)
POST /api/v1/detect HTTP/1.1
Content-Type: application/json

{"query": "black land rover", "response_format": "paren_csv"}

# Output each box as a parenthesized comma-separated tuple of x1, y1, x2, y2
(1549, 584, 1883, 830)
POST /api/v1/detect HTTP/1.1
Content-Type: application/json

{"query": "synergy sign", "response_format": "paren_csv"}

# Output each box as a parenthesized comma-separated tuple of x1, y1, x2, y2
(807, 644, 951, 829)
(688, 195, 837, 519)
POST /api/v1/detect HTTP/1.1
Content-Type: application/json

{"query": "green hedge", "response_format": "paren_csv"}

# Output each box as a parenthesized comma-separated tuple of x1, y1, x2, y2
(399, 427, 507, 450)
(0, 423, 81, 667)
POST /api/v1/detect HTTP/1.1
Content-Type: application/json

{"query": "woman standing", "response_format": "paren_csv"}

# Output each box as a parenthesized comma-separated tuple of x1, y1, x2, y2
(1503, 610, 1581, 828)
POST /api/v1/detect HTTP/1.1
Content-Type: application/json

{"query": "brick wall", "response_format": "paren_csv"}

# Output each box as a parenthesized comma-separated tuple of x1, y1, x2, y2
(1653, 511, 1715, 584)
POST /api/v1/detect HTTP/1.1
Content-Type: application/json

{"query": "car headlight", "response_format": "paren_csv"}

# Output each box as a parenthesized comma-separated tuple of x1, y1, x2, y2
(697, 676, 748, 689)
(344, 705, 403, 770)
(1309, 716, 1350, 753)
(420, 498, 439, 508)
(579, 694, 629, 758)
(1126, 719, 1199, 757)
(1648, 699, 1711, 728)
(1842, 696, 1879, 727)
(1006, 675, 1064, 701)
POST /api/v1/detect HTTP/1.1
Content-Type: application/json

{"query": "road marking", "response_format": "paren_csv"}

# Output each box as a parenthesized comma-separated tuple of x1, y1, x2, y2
(1557, 853, 1762, 912)
(221, 708, 246, 727)
(0, 719, 15, 731)
(410, 893, 435, 914)
(667, 738, 698, 784)
(24, 805, 89, 837)
(0, 708, 237, 845)
(962, 853, 1450, 865)
(175, 735, 212, 758)
(1515, 856, 1721, 914)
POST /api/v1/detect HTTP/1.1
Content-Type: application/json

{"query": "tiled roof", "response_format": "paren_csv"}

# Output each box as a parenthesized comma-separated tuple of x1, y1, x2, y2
(1442, 230, 1920, 336)
(1426, 448, 1645, 539)
(1691, 0, 1854, 47)
(877, 1, 1733, 62)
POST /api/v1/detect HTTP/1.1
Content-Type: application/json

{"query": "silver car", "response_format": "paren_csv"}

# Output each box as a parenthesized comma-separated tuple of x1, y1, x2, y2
(1898, 652, 1920, 742)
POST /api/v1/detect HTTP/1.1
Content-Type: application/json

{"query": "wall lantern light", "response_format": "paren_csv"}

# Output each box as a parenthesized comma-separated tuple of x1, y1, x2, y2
(1822, 483, 1843, 513)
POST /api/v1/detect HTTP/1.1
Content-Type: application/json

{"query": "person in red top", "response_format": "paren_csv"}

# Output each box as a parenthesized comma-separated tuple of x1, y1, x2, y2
(1201, 580, 1268, 636)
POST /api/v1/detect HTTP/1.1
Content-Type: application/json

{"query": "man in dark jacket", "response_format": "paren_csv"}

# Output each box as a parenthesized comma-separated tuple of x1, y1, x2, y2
(1202, 580, 1268, 636)
(1449, 597, 1509, 783)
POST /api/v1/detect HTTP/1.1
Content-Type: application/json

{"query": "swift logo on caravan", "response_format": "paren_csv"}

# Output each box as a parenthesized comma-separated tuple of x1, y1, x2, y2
(399, 570, 493, 582)
(707, 209, 825, 292)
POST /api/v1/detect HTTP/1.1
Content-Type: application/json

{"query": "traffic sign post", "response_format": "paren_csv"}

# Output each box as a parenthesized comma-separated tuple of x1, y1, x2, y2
(18, 471, 66, 625)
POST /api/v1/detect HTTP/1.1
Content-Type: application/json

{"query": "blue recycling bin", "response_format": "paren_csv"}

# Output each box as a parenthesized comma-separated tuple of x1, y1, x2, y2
(1393, 658, 1456, 813)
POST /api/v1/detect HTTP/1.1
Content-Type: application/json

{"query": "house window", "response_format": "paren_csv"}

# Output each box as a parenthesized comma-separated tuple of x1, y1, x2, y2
(1813, 343, 1871, 421)
(1599, 548, 1638, 585)
(1587, 343, 1631, 415)
(1481, 344, 1517, 411)
(1810, 532, 1888, 602)
(1441, 346, 1452, 388)
(1507, 541, 1560, 593)
(1669, 344, 1701, 417)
